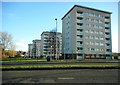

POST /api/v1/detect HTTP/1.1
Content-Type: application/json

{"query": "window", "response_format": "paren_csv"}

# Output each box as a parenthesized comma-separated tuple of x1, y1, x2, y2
(96, 48, 99, 52)
(99, 20, 104, 23)
(99, 25, 104, 29)
(91, 30, 94, 33)
(95, 25, 99, 28)
(85, 18, 89, 21)
(86, 24, 90, 27)
(91, 48, 94, 51)
(90, 42, 94, 45)
(95, 14, 99, 17)
(99, 15, 104, 18)
(85, 36, 89, 39)
(100, 37, 104, 40)
(91, 36, 94, 39)
(100, 31, 104, 34)
(100, 43, 104, 46)
(85, 30, 89, 33)
(86, 42, 89, 45)
(100, 49, 104, 51)
(96, 31, 99, 34)
(95, 36, 99, 40)
(89, 13, 94, 16)
(91, 19, 94, 22)
(95, 20, 99, 23)
(95, 42, 99, 46)
(91, 24, 94, 28)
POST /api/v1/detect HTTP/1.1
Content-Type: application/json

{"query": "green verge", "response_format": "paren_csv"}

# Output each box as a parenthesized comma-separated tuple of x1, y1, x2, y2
(1, 57, 119, 63)
(1, 64, 119, 70)
(1, 58, 47, 62)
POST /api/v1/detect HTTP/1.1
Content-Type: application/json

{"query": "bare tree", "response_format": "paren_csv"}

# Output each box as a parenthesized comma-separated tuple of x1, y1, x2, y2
(0, 32, 15, 50)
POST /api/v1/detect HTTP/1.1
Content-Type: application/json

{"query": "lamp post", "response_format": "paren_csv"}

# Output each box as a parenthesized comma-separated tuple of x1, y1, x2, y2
(72, 51, 73, 60)
(64, 48, 65, 60)
(51, 45, 52, 60)
(55, 18, 58, 60)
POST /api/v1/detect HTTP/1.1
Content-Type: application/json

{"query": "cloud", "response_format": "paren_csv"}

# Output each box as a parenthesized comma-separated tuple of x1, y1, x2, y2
(15, 39, 28, 52)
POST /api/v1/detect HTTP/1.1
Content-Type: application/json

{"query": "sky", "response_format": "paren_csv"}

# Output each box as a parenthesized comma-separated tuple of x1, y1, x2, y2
(1, 1, 119, 52)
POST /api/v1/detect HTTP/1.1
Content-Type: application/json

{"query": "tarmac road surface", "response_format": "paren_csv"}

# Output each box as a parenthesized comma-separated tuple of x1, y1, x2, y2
(2, 69, 119, 83)
(2, 61, 119, 66)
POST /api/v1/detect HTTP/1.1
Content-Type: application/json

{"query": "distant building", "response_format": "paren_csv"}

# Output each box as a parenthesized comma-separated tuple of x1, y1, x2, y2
(62, 5, 112, 60)
(32, 39, 41, 58)
(41, 31, 62, 59)
(28, 44, 33, 58)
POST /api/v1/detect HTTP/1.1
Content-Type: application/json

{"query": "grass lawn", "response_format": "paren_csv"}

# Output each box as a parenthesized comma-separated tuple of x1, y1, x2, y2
(1, 57, 119, 70)
(1, 63, 119, 70)
(1, 57, 119, 63)
(1, 57, 47, 62)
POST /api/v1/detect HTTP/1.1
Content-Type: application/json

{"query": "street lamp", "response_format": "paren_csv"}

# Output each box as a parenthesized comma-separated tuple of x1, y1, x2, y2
(64, 48, 65, 60)
(55, 18, 58, 60)
(51, 46, 52, 59)
(72, 51, 73, 60)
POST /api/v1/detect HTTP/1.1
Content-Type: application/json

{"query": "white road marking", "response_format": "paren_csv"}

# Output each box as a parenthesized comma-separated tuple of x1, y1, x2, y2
(57, 77, 75, 80)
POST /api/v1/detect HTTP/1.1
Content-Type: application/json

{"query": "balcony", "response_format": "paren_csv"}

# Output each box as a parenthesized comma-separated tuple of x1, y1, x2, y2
(77, 38, 83, 41)
(77, 26, 83, 29)
(105, 19, 110, 22)
(43, 44, 47, 46)
(105, 24, 110, 27)
(77, 20, 83, 23)
(105, 29, 110, 33)
(105, 34, 111, 38)
(105, 40, 111, 44)
(76, 14, 84, 17)
(106, 46, 111, 49)
(77, 50, 84, 53)
(44, 38, 48, 40)
(77, 32, 83, 35)
(106, 51, 112, 54)
(77, 44, 83, 47)
(44, 35, 48, 38)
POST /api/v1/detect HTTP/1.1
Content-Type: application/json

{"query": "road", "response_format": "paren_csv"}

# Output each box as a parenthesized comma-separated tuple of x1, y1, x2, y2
(2, 69, 119, 83)
(2, 61, 119, 66)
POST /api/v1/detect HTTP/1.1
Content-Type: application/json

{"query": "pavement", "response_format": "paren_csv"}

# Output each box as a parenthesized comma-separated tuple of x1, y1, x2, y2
(2, 69, 119, 83)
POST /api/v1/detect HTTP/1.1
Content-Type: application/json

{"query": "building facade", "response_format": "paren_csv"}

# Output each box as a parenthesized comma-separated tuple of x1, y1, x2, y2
(32, 39, 41, 58)
(28, 39, 41, 58)
(28, 44, 33, 58)
(41, 31, 62, 59)
(62, 5, 112, 60)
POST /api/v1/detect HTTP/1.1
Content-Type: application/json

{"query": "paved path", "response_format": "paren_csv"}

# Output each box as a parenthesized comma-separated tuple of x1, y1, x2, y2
(2, 69, 119, 83)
